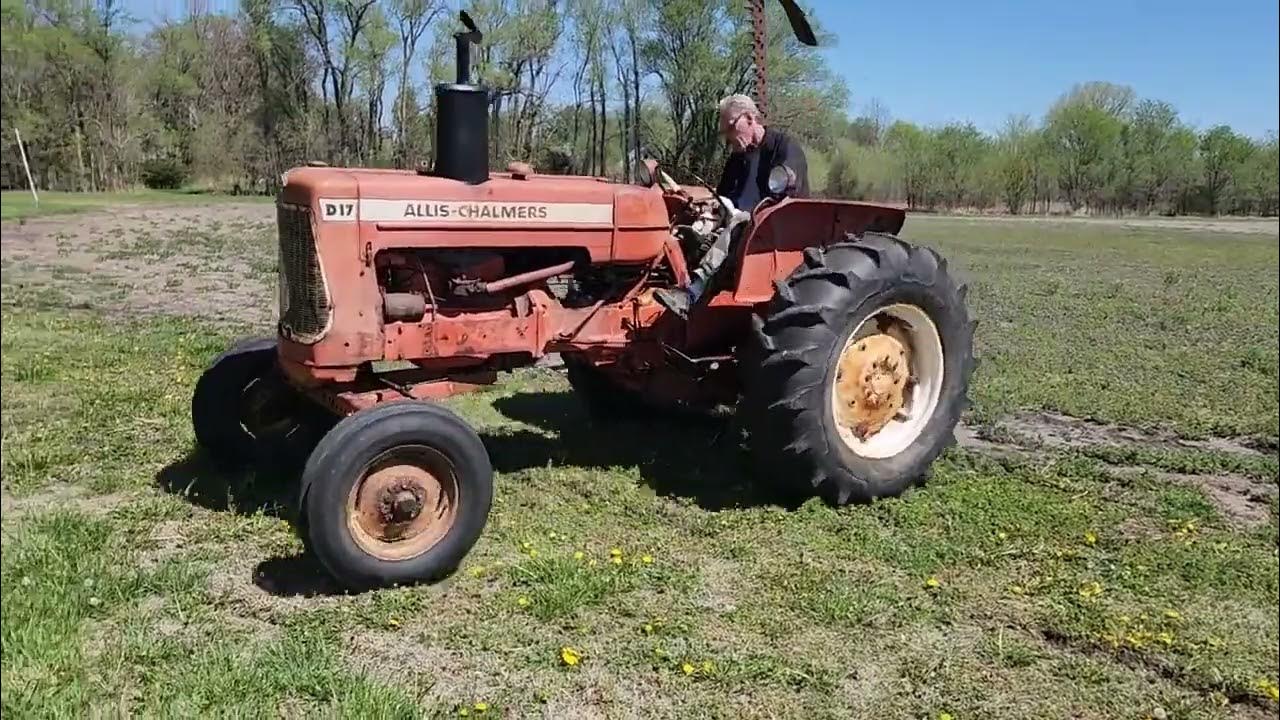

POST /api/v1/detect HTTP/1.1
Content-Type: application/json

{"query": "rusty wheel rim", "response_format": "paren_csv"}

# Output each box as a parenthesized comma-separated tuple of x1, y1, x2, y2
(831, 303, 945, 459)
(346, 445, 459, 561)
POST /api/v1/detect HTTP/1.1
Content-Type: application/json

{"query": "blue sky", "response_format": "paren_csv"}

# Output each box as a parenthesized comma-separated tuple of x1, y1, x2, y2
(813, 0, 1279, 137)
(123, 0, 1279, 137)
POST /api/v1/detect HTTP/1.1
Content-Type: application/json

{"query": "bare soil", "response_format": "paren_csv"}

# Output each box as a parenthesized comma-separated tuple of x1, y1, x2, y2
(1, 203, 277, 330)
(923, 213, 1280, 236)
(987, 411, 1268, 458)
(955, 413, 1278, 527)
(1109, 466, 1278, 528)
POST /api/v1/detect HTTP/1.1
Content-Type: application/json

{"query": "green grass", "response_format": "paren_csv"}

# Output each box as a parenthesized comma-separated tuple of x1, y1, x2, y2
(1, 212, 1278, 717)
(0, 189, 270, 221)
(908, 216, 1280, 438)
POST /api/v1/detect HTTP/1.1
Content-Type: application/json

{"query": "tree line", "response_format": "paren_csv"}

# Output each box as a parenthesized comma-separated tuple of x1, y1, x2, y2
(828, 84, 1279, 216)
(2, 0, 1275, 217)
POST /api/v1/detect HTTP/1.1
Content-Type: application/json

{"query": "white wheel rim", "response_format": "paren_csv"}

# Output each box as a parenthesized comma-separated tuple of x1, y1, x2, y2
(830, 303, 945, 459)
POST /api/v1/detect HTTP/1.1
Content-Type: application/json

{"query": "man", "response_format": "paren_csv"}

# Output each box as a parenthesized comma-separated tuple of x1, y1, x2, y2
(655, 94, 810, 318)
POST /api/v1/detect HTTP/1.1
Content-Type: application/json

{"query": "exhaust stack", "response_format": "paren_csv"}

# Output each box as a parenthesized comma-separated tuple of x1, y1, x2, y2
(433, 11, 488, 184)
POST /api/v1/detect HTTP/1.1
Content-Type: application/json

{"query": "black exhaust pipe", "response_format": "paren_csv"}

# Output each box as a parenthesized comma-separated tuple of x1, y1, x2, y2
(433, 11, 488, 184)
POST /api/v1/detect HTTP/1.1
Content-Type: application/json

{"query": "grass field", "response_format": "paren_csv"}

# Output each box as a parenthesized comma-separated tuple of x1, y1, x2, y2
(0, 189, 271, 221)
(1, 200, 1277, 719)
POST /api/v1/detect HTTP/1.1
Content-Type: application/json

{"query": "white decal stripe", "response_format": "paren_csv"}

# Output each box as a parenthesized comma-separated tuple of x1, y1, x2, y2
(316, 199, 614, 224)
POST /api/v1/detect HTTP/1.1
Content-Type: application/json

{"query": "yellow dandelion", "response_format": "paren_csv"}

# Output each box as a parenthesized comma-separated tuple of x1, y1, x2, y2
(1084, 531, 1098, 546)
(521, 541, 533, 551)
(611, 556, 623, 565)
(468, 565, 486, 577)
(1163, 609, 1181, 620)
(473, 701, 489, 713)
(560, 646, 582, 667)
(996, 531, 1008, 541)
(924, 576, 941, 590)
(388, 618, 401, 628)
(641, 554, 653, 564)
(573, 551, 585, 561)
(548, 532, 559, 541)
(529, 549, 539, 558)
(610, 548, 623, 557)
(458, 709, 469, 717)
(517, 596, 530, 607)
(939, 713, 954, 720)
(643, 623, 654, 634)
(702, 660, 714, 673)
(1256, 679, 1279, 701)
(1079, 581, 1103, 599)
(1157, 632, 1174, 646)
(681, 662, 695, 675)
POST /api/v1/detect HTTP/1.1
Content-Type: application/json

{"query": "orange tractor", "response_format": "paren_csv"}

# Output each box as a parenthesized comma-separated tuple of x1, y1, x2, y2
(191, 3, 975, 591)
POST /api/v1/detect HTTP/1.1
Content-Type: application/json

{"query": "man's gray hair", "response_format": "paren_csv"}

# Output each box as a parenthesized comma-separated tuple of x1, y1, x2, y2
(718, 94, 759, 121)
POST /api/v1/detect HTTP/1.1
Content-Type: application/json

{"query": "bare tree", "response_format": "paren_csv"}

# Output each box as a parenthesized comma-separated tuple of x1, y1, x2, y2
(390, 0, 442, 167)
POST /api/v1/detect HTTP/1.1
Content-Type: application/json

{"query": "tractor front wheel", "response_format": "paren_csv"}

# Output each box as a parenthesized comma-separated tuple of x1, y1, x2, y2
(192, 336, 317, 468)
(300, 401, 494, 591)
(741, 233, 976, 506)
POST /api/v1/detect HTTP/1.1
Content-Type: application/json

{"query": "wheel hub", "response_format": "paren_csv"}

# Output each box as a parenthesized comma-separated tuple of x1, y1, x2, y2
(348, 448, 458, 561)
(835, 318, 915, 440)
(239, 375, 297, 439)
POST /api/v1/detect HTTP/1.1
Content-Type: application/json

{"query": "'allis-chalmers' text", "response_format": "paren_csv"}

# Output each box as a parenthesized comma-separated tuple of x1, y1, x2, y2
(403, 203, 550, 220)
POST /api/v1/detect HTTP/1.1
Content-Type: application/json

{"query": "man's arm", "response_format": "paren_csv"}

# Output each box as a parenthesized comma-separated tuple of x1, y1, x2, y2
(777, 133, 810, 198)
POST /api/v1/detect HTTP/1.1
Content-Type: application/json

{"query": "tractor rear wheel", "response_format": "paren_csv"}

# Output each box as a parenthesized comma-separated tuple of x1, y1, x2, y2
(740, 233, 976, 506)
(300, 401, 493, 591)
(192, 336, 318, 468)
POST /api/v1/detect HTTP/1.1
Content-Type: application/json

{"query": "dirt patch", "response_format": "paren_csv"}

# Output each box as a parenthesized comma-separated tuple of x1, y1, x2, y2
(343, 629, 467, 687)
(1110, 466, 1277, 528)
(922, 213, 1280, 237)
(988, 411, 1269, 458)
(954, 413, 1276, 527)
(1, 203, 276, 329)
(0, 484, 136, 521)
(953, 422, 1026, 459)
(692, 558, 741, 615)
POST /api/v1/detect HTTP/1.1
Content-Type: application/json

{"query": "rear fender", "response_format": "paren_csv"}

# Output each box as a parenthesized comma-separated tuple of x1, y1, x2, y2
(728, 198, 906, 304)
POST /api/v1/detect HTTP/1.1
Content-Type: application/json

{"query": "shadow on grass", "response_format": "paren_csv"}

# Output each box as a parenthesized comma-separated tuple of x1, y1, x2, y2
(154, 449, 300, 518)
(485, 390, 802, 511)
(252, 554, 349, 597)
(155, 450, 351, 597)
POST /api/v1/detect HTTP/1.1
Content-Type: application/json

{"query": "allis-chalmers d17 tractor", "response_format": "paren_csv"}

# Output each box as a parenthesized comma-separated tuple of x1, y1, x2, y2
(191, 3, 975, 591)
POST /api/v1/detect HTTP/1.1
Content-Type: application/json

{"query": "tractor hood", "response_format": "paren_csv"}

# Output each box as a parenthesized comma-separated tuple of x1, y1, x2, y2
(278, 166, 665, 230)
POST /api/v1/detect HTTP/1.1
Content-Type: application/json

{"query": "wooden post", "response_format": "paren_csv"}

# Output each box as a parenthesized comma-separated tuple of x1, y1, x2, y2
(14, 128, 38, 206)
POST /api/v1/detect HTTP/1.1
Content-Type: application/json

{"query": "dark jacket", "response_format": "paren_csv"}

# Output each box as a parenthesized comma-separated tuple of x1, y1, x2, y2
(715, 126, 810, 210)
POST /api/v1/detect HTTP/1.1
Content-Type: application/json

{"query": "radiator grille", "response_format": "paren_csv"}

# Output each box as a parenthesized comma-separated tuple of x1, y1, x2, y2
(276, 203, 331, 343)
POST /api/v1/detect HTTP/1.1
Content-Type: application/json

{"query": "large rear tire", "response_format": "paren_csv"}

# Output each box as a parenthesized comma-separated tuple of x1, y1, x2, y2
(740, 233, 976, 505)
(301, 401, 493, 591)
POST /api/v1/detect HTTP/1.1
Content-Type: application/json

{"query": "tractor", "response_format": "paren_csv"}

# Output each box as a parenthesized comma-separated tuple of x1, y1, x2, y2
(190, 1, 976, 591)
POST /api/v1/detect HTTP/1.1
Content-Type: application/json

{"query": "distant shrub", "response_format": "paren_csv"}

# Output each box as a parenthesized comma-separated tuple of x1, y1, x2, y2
(140, 157, 189, 190)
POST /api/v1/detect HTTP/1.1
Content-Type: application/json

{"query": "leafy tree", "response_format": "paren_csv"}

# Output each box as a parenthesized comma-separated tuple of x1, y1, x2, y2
(995, 115, 1037, 214)
(884, 121, 933, 209)
(1198, 125, 1253, 215)
(1044, 101, 1124, 211)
